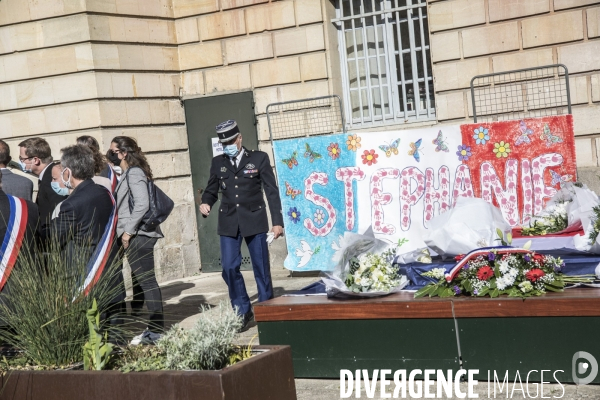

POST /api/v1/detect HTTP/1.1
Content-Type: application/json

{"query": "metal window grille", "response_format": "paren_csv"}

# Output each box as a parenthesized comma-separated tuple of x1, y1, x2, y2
(266, 95, 346, 141)
(333, 0, 435, 128)
(470, 64, 572, 123)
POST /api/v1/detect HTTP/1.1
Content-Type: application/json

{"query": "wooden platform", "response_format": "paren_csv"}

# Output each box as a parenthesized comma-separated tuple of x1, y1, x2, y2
(255, 289, 600, 320)
(255, 289, 600, 381)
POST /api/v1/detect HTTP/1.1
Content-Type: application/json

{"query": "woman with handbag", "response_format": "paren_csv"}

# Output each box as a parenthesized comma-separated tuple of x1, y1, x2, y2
(110, 136, 164, 341)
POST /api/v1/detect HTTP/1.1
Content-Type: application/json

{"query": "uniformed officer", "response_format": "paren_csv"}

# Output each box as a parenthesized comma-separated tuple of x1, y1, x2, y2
(199, 120, 284, 329)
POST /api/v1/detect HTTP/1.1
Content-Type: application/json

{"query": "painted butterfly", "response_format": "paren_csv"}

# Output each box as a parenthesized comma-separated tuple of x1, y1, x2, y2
(514, 120, 533, 146)
(379, 138, 401, 157)
(408, 138, 423, 162)
(540, 124, 563, 147)
(281, 151, 298, 169)
(304, 143, 322, 163)
(285, 181, 302, 200)
(550, 170, 573, 187)
(432, 131, 449, 152)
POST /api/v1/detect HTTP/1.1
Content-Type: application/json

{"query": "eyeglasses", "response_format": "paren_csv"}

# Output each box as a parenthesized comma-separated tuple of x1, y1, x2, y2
(18, 156, 34, 162)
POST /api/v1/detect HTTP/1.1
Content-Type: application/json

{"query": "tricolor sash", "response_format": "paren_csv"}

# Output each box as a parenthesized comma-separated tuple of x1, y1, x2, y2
(0, 196, 29, 292)
(106, 164, 118, 193)
(445, 246, 529, 282)
(79, 188, 118, 296)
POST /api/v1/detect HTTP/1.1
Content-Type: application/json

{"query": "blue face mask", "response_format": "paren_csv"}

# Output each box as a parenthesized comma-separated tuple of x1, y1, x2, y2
(51, 182, 69, 196)
(223, 144, 240, 158)
(19, 160, 31, 173)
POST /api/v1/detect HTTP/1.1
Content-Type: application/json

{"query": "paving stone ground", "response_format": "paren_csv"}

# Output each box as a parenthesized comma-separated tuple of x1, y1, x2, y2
(156, 267, 600, 400)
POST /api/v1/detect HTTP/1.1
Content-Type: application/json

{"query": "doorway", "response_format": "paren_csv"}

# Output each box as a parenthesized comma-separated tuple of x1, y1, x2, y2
(184, 92, 258, 272)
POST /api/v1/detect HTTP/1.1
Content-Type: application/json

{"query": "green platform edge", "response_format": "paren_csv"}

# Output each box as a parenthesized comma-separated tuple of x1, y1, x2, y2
(258, 316, 600, 383)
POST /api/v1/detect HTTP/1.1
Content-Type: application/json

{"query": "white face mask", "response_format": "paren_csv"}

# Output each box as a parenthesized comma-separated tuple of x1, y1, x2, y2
(61, 168, 73, 189)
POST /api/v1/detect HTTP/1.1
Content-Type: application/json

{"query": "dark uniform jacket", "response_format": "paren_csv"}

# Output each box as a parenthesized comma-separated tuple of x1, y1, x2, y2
(0, 190, 39, 325)
(202, 148, 284, 237)
(41, 179, 124, 303)
(36, 161, 67, 228)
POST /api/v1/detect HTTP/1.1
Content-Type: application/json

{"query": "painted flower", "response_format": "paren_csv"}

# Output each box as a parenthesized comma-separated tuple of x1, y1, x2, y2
(493, 141, 511, 158)
(327, 142, 341, 160)
(314, 209, 325, 225)
(473, 127, 490, 145)
(347, 134, 362, 151)
(288, 207, 301, 224)
(361, 149, 379, 166)
(477, 266, 494, 281)
(456, 145, 472, 162)
(526, 268, 545, 282)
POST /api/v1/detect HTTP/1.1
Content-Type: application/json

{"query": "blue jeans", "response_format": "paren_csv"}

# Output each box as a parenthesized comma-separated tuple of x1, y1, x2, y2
(220, 231, 273, 315)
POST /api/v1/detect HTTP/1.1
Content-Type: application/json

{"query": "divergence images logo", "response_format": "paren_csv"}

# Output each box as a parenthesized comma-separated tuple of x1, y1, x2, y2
(572, 351, 598, 385)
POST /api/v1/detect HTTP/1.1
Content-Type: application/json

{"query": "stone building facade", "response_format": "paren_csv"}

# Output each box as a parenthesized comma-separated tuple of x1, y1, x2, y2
(0, 0, 598, 279)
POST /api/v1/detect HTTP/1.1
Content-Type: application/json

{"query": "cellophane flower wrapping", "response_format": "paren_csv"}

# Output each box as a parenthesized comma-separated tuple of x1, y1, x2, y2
(422, 197, 512, 257)
(523, 183, 598, 237)
(321, 230, 408, 298)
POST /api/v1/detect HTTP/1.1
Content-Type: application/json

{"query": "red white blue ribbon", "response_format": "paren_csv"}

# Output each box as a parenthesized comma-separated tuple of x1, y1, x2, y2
(0, 196, 28, 292)
(445, 247, 531, 282)
(79, 188, 118, 296)
(106, 164, 118, 193)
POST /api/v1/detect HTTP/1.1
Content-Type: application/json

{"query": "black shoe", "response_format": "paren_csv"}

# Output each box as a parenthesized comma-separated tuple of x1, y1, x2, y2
(240, 310, 254, 332)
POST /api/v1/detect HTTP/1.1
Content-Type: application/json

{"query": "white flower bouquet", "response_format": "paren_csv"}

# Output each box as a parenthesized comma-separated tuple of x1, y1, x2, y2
(344, 251, 402, 293)
(322, 229, 408, 298)
(521, 200, 570, 236)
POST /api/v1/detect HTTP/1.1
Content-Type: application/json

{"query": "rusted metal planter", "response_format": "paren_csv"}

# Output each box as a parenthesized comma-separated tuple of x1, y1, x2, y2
(0, 345, 296, 400)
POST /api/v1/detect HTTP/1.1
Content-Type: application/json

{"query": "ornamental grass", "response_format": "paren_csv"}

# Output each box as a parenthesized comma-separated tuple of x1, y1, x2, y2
(0, 219, 127, 368)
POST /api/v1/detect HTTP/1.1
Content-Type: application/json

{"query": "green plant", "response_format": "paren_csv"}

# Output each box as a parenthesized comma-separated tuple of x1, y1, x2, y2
(117, 346, 166, 373)
(0, 218, 127, 367)
(118, 302, 243, 372)
(157, 301, 242, 371)
(228, 334, 257, 366)
(82, 299, 113, 370)
(496, 228, 513, 246)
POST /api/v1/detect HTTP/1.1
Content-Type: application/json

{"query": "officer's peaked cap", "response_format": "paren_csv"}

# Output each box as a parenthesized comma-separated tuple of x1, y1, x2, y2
(216, 120, 241, 142)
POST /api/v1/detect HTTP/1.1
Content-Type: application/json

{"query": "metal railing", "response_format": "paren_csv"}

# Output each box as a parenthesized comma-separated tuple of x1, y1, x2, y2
(266, 95, 346, 142)
(470, 64, 571, 123)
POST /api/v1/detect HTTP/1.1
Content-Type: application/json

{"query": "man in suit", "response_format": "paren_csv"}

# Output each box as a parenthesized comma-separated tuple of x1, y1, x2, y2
(0, 172, 39, 327)
(0, 140, 33, 201)
(42, 145, 124, 332)
(18, 138, 66, 229)
(200, 120, 284, 329)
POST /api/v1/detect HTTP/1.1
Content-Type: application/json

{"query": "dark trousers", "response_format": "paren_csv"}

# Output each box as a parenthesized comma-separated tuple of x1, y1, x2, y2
(126, 235, 163, 332)
(220, 231, 273, 316)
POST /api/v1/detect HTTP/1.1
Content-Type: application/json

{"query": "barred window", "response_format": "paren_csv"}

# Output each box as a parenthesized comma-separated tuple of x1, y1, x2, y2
(334, 0, 435, 127)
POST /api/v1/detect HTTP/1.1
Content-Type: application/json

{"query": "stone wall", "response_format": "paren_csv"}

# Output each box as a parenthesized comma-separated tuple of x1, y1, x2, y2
(0, 0, 332, 280)
(428, 0, 600, 190)
(2, 0, 600, 280)
(176, 0, 329, 151)
(0, 0, 196, 282)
